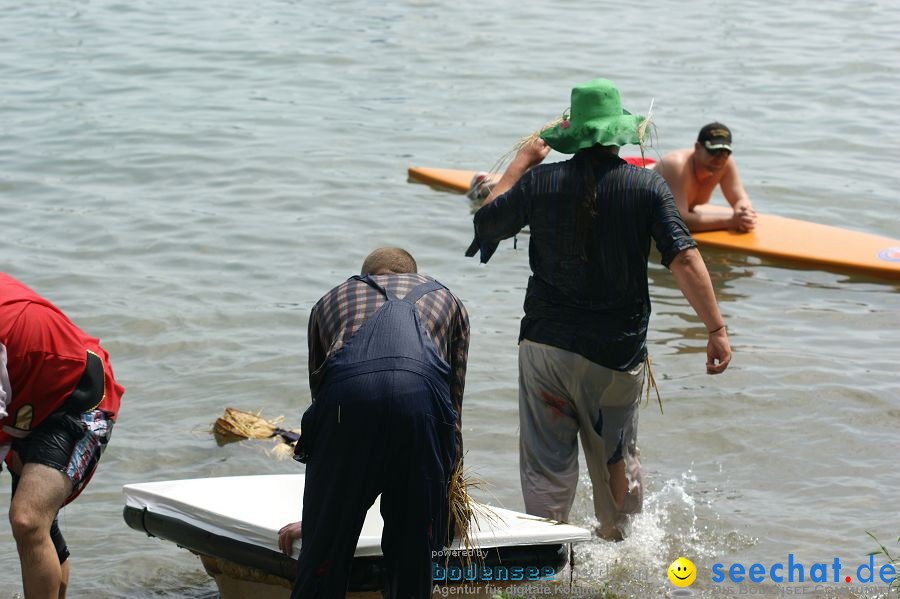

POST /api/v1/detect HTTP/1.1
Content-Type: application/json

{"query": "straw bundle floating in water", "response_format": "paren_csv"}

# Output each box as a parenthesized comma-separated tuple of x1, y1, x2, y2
(213, 407, 282, 440)
(211, 407, 300, 460)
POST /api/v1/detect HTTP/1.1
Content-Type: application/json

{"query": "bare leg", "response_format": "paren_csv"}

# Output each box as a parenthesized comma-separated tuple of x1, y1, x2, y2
(607, 460, 626, 512)
(59, 560, 70, 599)
(9, 462, 72, 599)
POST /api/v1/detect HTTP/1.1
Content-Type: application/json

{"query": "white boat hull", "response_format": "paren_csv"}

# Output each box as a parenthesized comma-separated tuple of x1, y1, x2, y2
(122, 474, 590, 598)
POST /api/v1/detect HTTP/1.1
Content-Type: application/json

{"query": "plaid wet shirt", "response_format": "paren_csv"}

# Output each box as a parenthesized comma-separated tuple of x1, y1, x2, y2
(308, 273, 470, 456)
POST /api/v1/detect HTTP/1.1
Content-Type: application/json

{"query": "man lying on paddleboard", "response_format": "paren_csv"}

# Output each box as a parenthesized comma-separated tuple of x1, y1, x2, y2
(651, 122, 757, 233)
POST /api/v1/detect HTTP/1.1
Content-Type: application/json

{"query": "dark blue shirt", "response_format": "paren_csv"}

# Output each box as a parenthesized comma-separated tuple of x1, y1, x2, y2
(468, 152, 696, 371)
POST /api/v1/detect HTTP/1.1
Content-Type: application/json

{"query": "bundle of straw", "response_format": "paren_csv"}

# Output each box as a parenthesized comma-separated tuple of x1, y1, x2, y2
(446, 461, 498, 569)
(213, 407, 283, 440)
(211, 408, 300, 460)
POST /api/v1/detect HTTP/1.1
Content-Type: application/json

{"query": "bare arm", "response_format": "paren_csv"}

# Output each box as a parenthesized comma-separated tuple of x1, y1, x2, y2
(482, 138, 550, 206)
(682, 206, 747, 233)
(668, 248, 731, 374)
(655, 158, 737, 233)
(720, 161, 751, 210)
(720, 161, 756, 232)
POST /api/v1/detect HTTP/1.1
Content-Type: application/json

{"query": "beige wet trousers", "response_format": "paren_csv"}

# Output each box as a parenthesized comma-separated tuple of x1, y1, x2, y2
(518, 340, 644, 538)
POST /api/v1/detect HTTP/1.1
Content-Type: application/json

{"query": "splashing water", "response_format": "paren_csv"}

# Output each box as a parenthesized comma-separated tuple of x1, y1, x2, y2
(562, 470, 757, 598)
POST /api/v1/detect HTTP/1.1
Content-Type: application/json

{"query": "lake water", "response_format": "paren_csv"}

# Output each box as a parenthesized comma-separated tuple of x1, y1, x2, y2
(1, 1, 899, 598)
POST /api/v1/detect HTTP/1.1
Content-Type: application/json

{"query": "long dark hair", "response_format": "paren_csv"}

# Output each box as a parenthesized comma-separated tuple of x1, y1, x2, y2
(574, 145, 615, 262)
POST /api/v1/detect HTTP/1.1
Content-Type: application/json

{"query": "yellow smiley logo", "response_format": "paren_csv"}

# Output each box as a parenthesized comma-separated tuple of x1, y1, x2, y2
(668, 557, 697, 587)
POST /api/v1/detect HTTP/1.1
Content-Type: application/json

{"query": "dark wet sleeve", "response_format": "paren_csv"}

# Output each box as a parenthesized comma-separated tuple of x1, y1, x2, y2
(449, 295, 470, 466)
(307, 301, 327, 398)
(649, 173, 697, 267)
(465, 172, 532, 263)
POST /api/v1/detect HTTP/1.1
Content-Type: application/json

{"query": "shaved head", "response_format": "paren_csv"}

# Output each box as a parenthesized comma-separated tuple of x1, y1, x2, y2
(360, 247, 418, 275)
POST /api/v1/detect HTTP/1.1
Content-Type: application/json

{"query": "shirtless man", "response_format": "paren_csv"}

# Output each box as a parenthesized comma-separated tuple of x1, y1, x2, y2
(652, 122, 757, 233)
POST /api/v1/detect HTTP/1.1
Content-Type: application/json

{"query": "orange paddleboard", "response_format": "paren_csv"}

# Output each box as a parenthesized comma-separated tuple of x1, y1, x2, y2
(408, 165, 900, 280)
(407, 167, 475, 192)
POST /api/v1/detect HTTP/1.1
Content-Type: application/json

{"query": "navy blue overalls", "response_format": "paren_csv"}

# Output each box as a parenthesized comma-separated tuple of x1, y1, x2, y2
(292, 275, 458, 599)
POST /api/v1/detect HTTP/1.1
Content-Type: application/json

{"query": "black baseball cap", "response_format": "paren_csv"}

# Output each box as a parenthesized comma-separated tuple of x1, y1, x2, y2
(698, 122, 733, 152)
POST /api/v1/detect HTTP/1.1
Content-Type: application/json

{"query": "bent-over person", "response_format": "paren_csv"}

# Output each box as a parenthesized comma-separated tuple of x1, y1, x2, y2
(1, 273, 124, 599)
(280, 248, 469, 598)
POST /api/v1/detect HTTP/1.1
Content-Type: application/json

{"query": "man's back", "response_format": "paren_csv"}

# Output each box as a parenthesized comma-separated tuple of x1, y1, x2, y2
(308, 274, 467, 390)
(472, 151, 695, 370)
(0, 273, 123, 442)
(307, 271, 469, 453)
(290, 249, 471, 599)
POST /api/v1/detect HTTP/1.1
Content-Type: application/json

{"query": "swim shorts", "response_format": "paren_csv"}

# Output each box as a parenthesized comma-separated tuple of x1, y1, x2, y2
(11, 408, 112, 505)
(8, 409, 112, 563)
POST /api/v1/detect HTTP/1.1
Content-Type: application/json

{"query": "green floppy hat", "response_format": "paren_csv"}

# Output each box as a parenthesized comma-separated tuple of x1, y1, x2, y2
(540, 78, 646, 153)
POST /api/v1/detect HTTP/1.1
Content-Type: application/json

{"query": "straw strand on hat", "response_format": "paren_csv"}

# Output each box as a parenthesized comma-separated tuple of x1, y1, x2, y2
(637, 98, 655, 161)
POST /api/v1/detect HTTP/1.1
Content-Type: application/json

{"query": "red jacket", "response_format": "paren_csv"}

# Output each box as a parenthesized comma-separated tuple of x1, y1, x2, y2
(0, 273, 123, 444)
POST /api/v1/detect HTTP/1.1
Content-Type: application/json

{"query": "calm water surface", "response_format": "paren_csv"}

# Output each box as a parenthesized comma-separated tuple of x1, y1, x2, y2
(2, 1, 899, 597)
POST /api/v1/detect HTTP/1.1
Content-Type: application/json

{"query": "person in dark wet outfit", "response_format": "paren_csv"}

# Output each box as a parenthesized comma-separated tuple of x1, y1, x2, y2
(466, 78, 731, 540)
(279, 247, 470, 599)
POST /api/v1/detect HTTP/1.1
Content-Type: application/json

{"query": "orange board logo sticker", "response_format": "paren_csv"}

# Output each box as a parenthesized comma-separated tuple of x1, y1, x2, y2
(877, 247, 900, 262)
